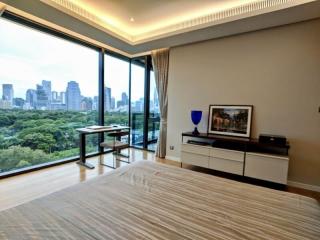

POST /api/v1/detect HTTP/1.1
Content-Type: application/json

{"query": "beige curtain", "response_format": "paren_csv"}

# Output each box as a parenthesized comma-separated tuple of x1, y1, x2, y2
(151, 49, 170, 158)
(0, 4, 6, 17)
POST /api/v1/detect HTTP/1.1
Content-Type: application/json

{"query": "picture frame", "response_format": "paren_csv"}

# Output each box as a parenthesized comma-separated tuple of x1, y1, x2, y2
(208, 105, 253, 138)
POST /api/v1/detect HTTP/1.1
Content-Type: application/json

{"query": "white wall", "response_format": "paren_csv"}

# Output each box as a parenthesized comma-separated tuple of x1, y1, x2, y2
(166, 19, 320, 187)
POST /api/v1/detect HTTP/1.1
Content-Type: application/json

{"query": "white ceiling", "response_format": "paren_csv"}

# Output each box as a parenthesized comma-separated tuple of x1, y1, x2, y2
(40, 0, 318, 45)
(2, 0, 320, 55)
(71, 0, 254, 35)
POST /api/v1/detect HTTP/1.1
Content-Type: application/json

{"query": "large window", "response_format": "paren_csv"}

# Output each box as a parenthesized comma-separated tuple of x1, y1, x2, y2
(148, 71, 160, 150)
(0, 13, 160, 176)
(0, 18, 99, 173)
(104, 54, 129, 126)
(130, 62, 145, 148)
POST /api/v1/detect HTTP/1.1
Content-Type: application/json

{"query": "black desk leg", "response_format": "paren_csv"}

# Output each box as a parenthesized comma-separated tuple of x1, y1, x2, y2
(77, 133, 95, 169)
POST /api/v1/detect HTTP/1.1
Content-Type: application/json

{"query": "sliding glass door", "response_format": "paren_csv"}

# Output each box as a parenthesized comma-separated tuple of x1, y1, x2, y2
(130, 58, 160, 150)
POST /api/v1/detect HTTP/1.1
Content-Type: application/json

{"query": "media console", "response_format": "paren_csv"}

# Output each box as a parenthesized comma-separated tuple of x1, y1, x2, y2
(181, 132, 290, 184)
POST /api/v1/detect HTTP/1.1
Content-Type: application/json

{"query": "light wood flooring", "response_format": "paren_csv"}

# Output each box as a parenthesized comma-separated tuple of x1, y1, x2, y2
(0, 148, 318, 212)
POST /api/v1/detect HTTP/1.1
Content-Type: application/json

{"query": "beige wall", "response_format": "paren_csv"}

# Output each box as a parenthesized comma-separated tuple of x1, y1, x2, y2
(166, 19, 320, 187)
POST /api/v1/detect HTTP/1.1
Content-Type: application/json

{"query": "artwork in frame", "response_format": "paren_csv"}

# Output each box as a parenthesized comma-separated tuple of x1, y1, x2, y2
(208, 105, 253, 138)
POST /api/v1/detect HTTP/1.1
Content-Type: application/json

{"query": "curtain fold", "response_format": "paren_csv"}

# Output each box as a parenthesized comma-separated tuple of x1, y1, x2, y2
(151, 49, 170, 158)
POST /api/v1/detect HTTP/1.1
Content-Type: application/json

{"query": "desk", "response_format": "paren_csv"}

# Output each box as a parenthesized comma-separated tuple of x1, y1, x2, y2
(76, 126, 130, 169)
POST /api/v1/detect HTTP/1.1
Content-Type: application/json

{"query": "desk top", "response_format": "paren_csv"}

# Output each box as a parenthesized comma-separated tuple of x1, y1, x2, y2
(77, 125, 130, 134)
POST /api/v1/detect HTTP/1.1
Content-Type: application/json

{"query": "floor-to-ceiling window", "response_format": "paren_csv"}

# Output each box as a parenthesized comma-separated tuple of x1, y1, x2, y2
(130, 60, 145, 148)
(0, 17, 99, 174)
(104, 54, 130, 126)
(103, 54, 130, 147)
(0, 12, 161, 176)
(147, 70, 160, 150)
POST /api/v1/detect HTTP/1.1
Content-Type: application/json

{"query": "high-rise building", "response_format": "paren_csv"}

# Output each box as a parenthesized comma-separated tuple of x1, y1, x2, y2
(66, 81, 81, 111)
(36, 84, 49, 109)
(26, 89, 37, 108)
(121, 92, 129, 106)
(50, 103, 66, 110)
(13, 98, 25, 108)
(80, 97, 93, 111)
(111, 97, 115, 110)
(51, 91, 58, 102)
(60, 92, 66, 104)
(104, 87, 111, 112)
(0, 100, 12, 109)
(93, 96, 98, 110)
(117, 100, 123, 108)
(2, 84, 14, 106)
(42, 80, 52, 102)
(134, 98, 144, 112)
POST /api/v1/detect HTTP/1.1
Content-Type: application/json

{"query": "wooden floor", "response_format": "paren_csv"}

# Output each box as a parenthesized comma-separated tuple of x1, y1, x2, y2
(0, 148, 318, 211)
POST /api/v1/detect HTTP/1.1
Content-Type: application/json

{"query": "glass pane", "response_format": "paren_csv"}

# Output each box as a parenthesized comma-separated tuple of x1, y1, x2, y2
(103, 54, 129, 146)
(130, 63, 145, 148)
(148, 71, 160, 151)
(104, 55, 129, 126)
(0, 18, 99, 174)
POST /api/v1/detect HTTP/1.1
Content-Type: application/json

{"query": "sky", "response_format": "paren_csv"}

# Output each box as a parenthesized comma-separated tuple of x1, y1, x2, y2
(0, 18, 146, 101)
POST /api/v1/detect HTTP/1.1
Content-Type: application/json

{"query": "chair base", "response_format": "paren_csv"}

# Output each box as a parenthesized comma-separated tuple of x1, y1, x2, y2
(99, 162, 115, 169)
(98, 149, 130, 167)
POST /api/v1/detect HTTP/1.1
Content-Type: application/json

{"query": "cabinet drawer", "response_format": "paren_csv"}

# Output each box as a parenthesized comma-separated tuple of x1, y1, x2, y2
(210, 148, 244, 162)
(245, 153, 289, 184)
(209, 157, 244, 175)
(181, 152, 209, 168)
(181, 144, 210, 156)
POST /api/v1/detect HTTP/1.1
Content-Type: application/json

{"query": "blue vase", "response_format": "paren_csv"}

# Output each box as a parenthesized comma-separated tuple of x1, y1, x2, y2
(191, 110, 202, 135)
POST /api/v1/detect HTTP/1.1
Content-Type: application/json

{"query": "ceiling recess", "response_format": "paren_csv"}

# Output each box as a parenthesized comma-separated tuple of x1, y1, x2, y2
(40, 0, 316, 45)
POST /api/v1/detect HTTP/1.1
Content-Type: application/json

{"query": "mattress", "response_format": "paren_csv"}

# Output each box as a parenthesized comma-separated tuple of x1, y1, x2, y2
(0, 161, 319, 239)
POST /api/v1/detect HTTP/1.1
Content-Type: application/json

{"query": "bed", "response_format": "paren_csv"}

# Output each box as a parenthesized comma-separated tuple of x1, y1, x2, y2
(0, 161, 319, 239)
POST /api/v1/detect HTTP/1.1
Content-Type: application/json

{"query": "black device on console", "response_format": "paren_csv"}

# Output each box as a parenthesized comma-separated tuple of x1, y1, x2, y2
(259, 134, 287, 146)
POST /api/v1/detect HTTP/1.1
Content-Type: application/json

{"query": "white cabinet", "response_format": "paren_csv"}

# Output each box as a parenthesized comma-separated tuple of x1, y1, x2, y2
(181, 143, 289, 184)
(244, 152, 289, 184)
(181, 144, 244, 175)
(181, 144, 210, 168)
(181, 152, 209, 168)
(209, 148, 244, 175)
(209, 157, 244, 175)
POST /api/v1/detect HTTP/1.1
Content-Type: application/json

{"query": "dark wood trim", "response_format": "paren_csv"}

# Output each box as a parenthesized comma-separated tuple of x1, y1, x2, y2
(182, 132, 289, 155)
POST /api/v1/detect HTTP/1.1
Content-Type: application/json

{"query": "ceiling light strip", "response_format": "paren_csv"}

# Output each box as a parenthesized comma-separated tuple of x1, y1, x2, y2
(40, 0, 313, 44)
(40, 0, 132, 42)
(138, 0, 297, 38)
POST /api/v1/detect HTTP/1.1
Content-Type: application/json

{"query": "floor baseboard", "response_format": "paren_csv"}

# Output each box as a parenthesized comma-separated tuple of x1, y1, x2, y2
(287, 180, 320, 193)
(165, 155, 181, 162)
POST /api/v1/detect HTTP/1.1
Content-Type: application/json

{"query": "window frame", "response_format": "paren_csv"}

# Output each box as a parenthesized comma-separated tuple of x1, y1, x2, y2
(0, 11, 155, 179)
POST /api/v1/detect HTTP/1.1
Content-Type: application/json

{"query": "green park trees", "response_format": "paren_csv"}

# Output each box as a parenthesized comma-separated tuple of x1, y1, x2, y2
(0, 109, 99, 173)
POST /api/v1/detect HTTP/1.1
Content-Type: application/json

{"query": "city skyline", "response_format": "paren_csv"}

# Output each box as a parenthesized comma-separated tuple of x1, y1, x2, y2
(0, 18, 145, 102)
(0, 81, 159, 113)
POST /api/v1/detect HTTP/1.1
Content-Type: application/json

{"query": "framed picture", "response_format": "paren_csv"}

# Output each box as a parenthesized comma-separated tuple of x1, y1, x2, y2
(208, 105, 253, 138)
